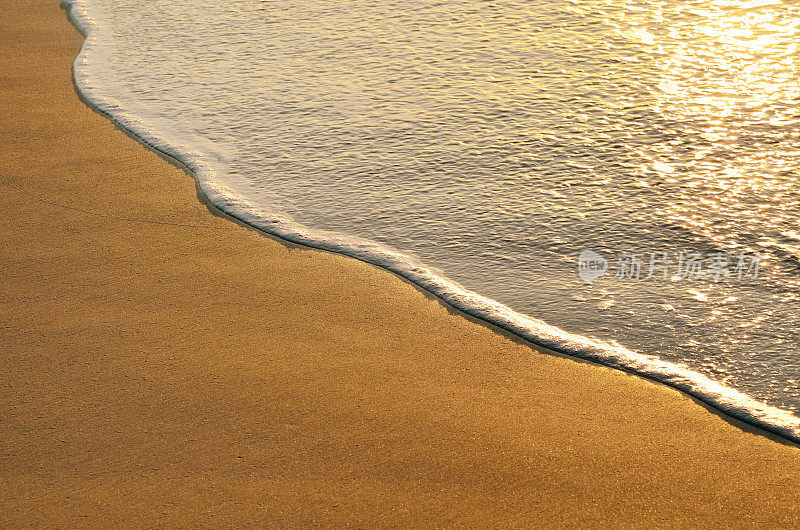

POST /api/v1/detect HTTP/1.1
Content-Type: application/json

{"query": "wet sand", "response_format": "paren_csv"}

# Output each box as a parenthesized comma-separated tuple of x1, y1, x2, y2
(1, 0, 800, 526)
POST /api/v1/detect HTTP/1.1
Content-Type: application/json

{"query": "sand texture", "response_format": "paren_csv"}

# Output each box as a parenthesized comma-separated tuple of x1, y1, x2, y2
(1, 0, 800, 526)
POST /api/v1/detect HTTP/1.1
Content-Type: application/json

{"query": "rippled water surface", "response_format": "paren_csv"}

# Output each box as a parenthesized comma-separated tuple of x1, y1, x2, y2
(74, 0, 800, 412)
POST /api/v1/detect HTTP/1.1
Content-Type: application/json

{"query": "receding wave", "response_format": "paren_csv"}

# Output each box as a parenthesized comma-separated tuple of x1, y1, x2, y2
(63, 0, 800, 444)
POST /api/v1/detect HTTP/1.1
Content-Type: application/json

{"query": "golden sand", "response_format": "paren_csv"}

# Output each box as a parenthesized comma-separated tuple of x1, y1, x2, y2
(1, 0, 800, 525)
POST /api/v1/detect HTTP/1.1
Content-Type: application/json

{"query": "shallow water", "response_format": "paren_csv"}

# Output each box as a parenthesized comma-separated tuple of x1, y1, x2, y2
(67, 0, 800, 424)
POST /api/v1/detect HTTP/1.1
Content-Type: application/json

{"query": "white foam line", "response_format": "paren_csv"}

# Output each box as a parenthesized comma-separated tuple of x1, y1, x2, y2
(63, 0, 800, 445)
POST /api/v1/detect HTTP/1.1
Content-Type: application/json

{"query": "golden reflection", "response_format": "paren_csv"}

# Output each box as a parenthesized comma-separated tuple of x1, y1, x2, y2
(657, 1, 798, 128)
(615, 0, 800, 283)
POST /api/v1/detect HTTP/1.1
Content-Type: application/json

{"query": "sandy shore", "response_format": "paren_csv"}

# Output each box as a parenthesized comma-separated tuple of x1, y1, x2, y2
(1, 0, 800, 526)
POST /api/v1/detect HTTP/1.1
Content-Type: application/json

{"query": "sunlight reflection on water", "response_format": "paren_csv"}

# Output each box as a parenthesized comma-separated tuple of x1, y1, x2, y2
(78, 0, 800, 411)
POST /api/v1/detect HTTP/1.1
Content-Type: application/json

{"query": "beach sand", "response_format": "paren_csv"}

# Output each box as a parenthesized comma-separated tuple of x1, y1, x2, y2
(1, 0, 800, 526)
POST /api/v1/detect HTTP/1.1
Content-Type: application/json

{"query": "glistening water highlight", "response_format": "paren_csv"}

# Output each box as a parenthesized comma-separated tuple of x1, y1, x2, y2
(63, 0, 800, 444)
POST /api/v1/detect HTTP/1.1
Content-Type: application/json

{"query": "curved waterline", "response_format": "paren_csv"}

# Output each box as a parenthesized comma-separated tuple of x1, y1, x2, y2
(63, 0, 800, 444)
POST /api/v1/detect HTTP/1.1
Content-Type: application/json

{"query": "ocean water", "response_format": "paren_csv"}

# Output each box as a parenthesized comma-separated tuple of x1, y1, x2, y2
(65, 0, 800, 440)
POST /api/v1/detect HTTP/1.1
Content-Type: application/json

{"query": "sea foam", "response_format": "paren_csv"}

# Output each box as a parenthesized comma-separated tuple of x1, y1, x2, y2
(63, 0, 800, 444)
